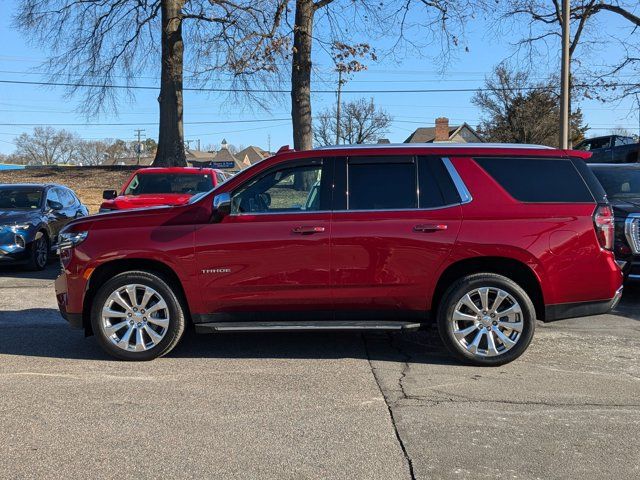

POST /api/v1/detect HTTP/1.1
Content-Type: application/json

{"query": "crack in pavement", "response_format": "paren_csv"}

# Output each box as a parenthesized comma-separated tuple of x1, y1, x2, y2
(362, 334, 416, 480)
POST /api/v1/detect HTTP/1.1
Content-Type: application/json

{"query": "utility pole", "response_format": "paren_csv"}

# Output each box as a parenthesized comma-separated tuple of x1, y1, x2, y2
(197, 139, 201, 151)
(134, 129, 145, 165)
(636, 94, 640, 141)
(559, 0, 571, 149)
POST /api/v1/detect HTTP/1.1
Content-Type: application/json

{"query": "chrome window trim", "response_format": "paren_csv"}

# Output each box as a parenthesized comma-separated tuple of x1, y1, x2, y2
(624, 213, 640, 255)
(442, 157, 472, 204)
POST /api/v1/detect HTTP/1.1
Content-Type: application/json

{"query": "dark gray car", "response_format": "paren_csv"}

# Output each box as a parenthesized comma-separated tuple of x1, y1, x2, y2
(0, 184, 89, 270)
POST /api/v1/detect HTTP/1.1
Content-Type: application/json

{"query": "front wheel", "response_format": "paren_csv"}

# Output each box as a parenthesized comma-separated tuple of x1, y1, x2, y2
(28, 234, 49, 271)
(437, 273, 536, 366)
(91, 271, 186, 361)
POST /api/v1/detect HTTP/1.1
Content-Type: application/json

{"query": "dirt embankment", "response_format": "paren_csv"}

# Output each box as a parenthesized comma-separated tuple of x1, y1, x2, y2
(0, 167, 135, 213)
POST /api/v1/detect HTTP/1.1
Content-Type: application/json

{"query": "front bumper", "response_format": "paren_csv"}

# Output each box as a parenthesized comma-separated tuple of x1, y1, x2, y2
(54, 270, 84, 329)
(545, 286, 624, 321)
(0, 226, 29, 262)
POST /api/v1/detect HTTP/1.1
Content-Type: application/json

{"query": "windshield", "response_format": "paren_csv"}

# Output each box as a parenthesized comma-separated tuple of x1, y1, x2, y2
(124, 173, 212, 196)
(591, 167, 640, 200)
(0, 188, 42, 210)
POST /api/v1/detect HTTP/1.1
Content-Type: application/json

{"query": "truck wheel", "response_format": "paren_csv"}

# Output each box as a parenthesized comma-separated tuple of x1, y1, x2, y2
(91, 271, 186, 361)
(437, 273, 536, 366)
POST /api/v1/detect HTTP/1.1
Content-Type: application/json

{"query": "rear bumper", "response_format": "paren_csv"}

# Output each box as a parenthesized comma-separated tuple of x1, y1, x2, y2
(545, 286, 624, 321)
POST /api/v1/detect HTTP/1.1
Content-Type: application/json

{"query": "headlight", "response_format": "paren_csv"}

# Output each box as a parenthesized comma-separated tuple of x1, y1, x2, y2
(56, 231, 89, 252)
(0, 224, 30, 231)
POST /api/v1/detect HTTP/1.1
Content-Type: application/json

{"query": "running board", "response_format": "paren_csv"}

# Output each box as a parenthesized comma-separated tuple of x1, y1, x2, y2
(194, 320, 422, 333)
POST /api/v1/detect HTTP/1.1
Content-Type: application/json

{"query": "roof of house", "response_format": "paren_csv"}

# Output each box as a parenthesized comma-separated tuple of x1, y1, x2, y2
(404, 123, 483, 143)
(236, 146, 271, 166)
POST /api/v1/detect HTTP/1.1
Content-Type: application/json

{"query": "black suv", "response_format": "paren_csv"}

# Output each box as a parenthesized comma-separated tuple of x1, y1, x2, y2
(589, 164, 640, 280)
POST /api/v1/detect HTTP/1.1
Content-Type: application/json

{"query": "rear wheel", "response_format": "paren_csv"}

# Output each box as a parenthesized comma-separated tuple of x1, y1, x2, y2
(28, 233, 49, 271)
(90, 271, 186, 361)
(437, 273, 536, 366)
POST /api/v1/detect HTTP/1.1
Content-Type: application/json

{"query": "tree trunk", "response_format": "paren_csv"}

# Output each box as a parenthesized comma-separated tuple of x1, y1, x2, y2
(291, 0, 314, 152)
(153, 0, 186, 167)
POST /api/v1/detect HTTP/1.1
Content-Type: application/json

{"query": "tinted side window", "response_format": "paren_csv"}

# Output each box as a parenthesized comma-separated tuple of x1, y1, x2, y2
(46, 188, 60, 204)
(348, 157, 416, 210)
(418, 157, 461, 208)
(476, 157, 594, 203)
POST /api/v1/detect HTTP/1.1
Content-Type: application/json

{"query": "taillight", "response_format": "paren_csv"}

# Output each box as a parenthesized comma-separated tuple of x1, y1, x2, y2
(594, 204, 614, 250)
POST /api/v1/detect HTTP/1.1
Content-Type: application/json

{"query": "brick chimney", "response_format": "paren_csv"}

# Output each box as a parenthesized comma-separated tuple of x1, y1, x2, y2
(434, 117, 450, 142)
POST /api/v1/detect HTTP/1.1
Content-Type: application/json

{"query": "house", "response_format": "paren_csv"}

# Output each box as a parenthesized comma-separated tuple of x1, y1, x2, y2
(188, 139, 272, 171)
(404, 117, 484, 144)
(236, 145, 271, 168)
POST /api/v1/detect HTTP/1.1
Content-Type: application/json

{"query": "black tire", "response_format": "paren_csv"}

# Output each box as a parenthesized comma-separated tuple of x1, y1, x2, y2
(437, 273, 536, 366)
(27, 233, 49, 271)
(90, 271, 186, 361)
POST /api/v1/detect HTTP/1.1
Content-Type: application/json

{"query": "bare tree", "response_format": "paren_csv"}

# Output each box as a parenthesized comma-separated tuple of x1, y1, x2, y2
(14, 127, 77, 165)
(73, 140, 110, 166)
(314, 98, 391, 146)
(473, 64, 588, 147)
(499, 1, 640, 98)
(14, 0, 289, 167)
(289, 0, 491, 151)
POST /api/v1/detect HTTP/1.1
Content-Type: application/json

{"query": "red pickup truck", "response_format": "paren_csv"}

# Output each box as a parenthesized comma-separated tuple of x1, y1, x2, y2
(99, 167, 229, 212)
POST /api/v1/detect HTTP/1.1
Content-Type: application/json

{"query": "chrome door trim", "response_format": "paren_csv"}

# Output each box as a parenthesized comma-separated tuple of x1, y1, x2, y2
(442, 157, 472, 204)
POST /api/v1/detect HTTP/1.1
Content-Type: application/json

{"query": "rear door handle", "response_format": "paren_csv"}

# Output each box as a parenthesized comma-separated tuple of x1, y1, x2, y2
(413, 224, 448, 233)
(292, 226, 326, 235)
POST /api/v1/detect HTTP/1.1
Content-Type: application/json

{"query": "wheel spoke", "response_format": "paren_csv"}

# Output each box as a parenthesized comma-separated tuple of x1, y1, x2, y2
(125, 285, 138, 308)
(497, 304, 521, 319)
(466, 330, 483, 354)
(491, 290, 508, 312)
(493, 326, 516, 349)
(497, 320, 523, 333)
(104, 320, 129, 336)
(140, 288, 155, 310)
(146, 300, 167, 315)
(144, 325, 163, 345)
(454, 324, 478, 340)
(452, 310, 478, 323)
(485, 329, 499, 357)
(119, 325, 134, 348)
(113, 291, 132, 311)
(102, 307, 128, 318)
(460, 294, 480, 314)
(478, 287, 490, 311)
(147, 316, 169, 328)
(134, 327, 145, 351)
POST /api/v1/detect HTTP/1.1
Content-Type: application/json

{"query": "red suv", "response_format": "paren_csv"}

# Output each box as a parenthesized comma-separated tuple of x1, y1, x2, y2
(99, 167, 229, 212)
(55, 144, 623, 365)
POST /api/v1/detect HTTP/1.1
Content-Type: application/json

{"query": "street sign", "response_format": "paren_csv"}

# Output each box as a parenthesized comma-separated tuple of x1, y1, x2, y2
(210, 161, 235, 169)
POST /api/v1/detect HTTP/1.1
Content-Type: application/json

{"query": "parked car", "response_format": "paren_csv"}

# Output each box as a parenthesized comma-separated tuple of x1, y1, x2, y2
(55, 144, 623, 365)
(0, 184, 88, 270)
(575, 135, 640, 163)
(99, 167, 229, 212)
(589, 163, 640, 280)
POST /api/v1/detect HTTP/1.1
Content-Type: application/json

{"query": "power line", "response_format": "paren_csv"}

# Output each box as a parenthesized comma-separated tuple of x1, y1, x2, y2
(1, 78, 638, 95)
(0, 118, 290, 127)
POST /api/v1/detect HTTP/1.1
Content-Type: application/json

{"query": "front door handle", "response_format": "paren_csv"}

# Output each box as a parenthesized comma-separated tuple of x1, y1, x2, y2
(413, 224, 448, 233)
(292, 226, 326, 235)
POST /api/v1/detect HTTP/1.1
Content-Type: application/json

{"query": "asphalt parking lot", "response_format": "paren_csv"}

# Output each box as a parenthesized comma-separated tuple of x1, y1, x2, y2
(0, 263, 639, 480)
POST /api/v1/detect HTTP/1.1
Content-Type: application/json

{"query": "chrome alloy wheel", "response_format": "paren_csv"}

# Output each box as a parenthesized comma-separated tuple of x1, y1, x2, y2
(101, 284, 170, 352)
(450, 287, 523, 358)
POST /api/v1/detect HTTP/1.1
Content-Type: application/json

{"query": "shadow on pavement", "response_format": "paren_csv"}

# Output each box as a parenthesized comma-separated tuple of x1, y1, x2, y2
(0, 262, 60, 280)
(612, 282, 640, 321)
(0, 307, 457, 365)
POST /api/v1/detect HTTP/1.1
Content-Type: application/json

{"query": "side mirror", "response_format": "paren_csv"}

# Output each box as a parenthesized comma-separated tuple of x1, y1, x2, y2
(102, 189, 118, 200)
(212, 192, 231, 221)
(47, 200, 63, 211)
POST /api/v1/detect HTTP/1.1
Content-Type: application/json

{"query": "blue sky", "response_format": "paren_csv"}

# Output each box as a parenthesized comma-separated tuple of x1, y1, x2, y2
(0, 2, 638, 155)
